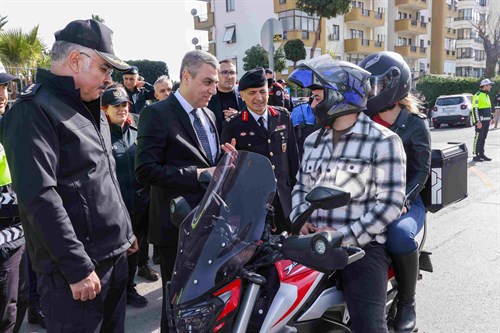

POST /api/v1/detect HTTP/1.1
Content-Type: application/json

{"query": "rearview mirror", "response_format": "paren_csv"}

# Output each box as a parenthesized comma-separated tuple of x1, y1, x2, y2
(305, 185, 351, 210)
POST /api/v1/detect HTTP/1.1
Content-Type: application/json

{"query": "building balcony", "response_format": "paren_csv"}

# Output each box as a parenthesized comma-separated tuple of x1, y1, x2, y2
(445, 27, 457, 39)
(395, 45, 428, 58)
(345, 7, 385, 27)
(274, 0, 297, 12)
(344, 39, 385, 54)
(444, 49, 456, 60)
(395, 0, 428, 10)
(395, 18, 428, 35)
(194, 11, 214, 31)
(284, 29, 318, 48)
(446, 3, 458, 17)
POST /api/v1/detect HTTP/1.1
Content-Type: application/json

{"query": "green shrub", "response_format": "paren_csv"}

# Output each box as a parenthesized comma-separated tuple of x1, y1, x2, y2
(112, 60, 169, 85)
(417, 75, 500, 108)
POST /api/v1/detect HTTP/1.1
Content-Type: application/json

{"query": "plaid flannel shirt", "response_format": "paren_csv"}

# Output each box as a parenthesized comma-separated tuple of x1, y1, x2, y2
(290, 112, 406, 247)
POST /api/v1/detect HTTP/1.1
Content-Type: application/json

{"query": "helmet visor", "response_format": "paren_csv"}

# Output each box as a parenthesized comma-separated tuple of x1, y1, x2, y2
(368, 66, 401, 98)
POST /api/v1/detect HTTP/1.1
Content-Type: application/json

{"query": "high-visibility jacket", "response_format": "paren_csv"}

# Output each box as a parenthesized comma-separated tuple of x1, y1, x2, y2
(471, 90, 492, 125)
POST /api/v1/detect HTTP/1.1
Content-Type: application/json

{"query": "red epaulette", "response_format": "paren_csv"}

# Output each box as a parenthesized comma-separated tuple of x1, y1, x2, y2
(269, 106, 278, 117)
(241, 110, 249, 122)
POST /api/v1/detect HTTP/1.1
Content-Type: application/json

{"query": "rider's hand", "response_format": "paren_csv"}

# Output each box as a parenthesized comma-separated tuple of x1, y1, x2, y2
(221, 138, 237, 154)
(300, 222, 317, 235)
(69, 271, 101, 302)
(315, 226, 336, 233)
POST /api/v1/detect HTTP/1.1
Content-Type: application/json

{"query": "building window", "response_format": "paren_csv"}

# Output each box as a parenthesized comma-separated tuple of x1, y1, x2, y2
(222, 25, 236, 43)
(278, 9, 320, 36)
(226, 0, 235, 12)
(279, 0, 287, 3)
(331, 25, 340, 40)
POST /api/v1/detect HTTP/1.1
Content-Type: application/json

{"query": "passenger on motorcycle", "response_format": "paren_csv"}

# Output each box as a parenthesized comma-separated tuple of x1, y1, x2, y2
(359, 51, 431, 333)
(288, 55, 407, 333)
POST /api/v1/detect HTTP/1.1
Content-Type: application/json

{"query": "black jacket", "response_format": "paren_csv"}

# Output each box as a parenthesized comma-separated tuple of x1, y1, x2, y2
(135, 93, 220, 246)
(389, 108, 431, 205)
(221, 106, 299, 218)
(0, 69, 134, 284)
(126, 82, 156, 114)
(110, 122, 149, 217)
(208, 89, 245, 134)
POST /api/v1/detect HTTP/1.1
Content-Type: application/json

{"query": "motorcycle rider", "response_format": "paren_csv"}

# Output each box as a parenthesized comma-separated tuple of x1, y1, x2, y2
(360, 51, 431, 333)
(289, 55, 406, 333)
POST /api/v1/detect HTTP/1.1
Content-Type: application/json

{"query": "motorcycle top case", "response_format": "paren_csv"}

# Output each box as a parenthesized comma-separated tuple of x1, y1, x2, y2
(421, 142, 468, 213)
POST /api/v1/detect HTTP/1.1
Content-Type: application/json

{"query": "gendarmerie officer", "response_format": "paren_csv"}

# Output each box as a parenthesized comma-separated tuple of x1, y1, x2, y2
(122, 66, 156, 114)
(222, 67, 299, 232)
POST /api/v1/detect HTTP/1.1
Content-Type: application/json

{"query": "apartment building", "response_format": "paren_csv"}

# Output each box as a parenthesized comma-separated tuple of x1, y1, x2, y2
(193, 0, 495, 79)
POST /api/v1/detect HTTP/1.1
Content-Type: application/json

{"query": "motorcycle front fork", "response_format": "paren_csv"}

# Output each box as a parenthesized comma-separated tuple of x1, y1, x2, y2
(232, 282, 261, 333)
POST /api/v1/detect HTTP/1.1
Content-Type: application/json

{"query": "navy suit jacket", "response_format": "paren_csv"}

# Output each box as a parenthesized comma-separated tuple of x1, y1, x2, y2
(135, 94, 220, 246)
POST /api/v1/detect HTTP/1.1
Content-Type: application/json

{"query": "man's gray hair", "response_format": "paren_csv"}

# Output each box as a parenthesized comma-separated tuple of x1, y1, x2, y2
(154, 75, 172, 89)
(179, 50, 219, 80)
(51, 41, 93, 70)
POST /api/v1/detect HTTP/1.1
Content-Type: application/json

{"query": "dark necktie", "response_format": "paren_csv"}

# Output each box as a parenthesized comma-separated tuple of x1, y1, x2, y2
(258, 116, 267, 136)
(191, 109, 213, 165)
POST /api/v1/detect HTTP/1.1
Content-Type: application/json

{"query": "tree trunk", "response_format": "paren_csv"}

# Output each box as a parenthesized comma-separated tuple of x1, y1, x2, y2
(483, 42, 499, 78)
(293, 60, 297, 69)
(309, 17, 322, 59)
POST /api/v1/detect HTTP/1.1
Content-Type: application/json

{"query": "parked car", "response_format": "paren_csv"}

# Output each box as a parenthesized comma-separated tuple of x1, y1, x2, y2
(431, 94, 473, 129)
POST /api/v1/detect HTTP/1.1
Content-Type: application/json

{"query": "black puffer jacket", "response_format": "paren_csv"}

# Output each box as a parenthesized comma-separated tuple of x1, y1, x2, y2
(0, 69, 134, 284)
(389, 108, 431, 205)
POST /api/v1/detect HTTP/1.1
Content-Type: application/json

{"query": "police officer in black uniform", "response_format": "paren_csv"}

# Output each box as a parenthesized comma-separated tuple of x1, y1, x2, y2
(222, 68, 299, 232)
(122, 66, 156, 114)
(265, 68, 285, 108)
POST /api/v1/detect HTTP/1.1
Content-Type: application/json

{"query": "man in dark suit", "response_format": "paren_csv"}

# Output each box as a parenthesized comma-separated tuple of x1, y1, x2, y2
(208, 58, 245, 133)
(221, 67, 299, 233)
(135, 49, 220, 333)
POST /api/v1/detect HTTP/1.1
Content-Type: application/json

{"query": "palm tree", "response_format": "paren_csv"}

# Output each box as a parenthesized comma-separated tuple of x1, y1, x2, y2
(0, 15, 8, 31)
(0, 25, 47, 70)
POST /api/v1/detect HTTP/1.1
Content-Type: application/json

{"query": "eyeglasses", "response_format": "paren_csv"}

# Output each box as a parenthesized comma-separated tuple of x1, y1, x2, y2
(220, 70, 236, 77)
(79, 52, 114, 76)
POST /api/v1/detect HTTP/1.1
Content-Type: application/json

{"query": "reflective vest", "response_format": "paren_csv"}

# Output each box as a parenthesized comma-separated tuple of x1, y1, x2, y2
(471, 90, 492, 124)
(0, 144, 11, 187)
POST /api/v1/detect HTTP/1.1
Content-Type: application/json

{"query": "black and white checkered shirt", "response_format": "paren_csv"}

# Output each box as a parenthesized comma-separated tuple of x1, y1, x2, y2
(290, 113, 406, 247)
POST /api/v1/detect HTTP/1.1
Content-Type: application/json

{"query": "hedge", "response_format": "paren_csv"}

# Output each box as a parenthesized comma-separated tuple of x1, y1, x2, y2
(111, 60, 169, 85)
(416, 75, 500, 108)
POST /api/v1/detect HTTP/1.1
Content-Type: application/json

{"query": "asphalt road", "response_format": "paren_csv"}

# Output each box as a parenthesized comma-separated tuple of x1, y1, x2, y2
(21, 123, 500, 333)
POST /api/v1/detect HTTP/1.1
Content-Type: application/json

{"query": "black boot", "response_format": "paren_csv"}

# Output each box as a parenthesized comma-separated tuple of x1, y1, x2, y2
(392, 250, 419, 333)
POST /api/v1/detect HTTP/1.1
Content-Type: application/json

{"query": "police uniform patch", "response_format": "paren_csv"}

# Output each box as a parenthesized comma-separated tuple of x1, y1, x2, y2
(19, 83, 41, 99)
(276, 90, 282, 96)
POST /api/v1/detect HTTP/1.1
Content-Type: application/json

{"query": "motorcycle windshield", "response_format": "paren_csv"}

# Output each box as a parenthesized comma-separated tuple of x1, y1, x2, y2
(170, 151, 276, 305)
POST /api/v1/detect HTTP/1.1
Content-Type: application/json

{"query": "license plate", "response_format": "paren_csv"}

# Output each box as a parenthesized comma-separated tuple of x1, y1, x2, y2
(443, 107, 455, 113)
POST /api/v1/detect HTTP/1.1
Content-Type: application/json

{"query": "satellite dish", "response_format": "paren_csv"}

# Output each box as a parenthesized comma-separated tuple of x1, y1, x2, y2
(191, 8, 198, 16)
(261, 18, 283, 53)
(192, 37, 200, 45)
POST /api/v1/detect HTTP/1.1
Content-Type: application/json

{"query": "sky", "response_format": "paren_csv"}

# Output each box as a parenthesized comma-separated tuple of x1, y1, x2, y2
(0, 0, 209, 80)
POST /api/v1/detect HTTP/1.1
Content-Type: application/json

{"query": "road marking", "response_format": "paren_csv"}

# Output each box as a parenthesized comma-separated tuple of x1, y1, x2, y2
(469, 166, 496, 189)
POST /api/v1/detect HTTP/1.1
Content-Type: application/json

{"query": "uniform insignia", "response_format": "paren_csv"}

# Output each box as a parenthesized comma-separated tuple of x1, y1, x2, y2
(249, 131, 255, 136)
(19, 83, 41, 99)
(242, 110, 249, 122)
(276, 90, 282, 96)
(269, 106, 278, 117)
(282, 142, 287, 153)
(240, 132, 247, 137)
(275, 125, 287, 131)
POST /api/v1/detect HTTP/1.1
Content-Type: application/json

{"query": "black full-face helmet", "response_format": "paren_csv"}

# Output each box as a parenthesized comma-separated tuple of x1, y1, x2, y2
(358, 51, 411, 116)
(288, 55, 371, 127)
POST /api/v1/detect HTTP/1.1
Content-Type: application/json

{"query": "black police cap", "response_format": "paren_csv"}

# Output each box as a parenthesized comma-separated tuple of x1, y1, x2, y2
(124, 66, 139, 75)
(239, 67, 267, 91)
(101, 88, 130, 106)
(55, 19, 130, 71)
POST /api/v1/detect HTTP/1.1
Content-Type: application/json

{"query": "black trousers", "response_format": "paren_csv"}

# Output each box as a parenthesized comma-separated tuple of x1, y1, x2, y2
(473, 120, 490, 156)
(127, 209, 150, 292)
(38, 252, 128, 333)
(341, 243, 391, 333)
(0, 244, 27, 333)
(158, 245, 178, 333)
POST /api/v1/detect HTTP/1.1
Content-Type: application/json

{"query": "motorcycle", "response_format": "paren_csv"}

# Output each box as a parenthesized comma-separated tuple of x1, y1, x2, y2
(165, 150, 432, 333)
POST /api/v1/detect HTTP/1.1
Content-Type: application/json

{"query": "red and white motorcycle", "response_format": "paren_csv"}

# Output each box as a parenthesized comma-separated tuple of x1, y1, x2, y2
(166, 151, 432, 333)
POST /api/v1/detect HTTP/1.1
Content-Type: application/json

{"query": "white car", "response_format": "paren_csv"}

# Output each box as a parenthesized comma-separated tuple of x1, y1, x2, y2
(431, 94, 473, 129)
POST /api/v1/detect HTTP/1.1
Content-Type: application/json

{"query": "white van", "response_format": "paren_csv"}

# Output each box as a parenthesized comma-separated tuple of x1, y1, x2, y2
(431, 94, 473, 129)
